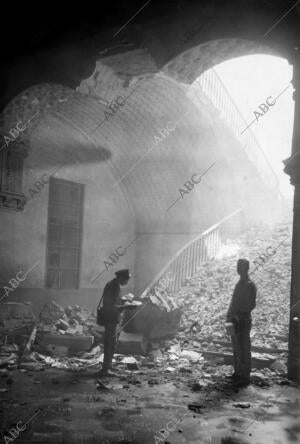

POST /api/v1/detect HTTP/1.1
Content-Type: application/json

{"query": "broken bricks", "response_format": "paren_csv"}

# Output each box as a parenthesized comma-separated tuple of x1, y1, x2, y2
(233, 402, 251, 408)
(177, 223, 291, 353)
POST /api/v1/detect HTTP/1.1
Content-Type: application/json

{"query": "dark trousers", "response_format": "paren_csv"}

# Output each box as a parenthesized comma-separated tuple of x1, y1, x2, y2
(103, 323, 118, 370)
(231, 318, 252, 379)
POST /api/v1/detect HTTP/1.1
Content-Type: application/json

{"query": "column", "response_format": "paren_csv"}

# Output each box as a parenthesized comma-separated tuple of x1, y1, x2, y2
(283, 46, 300, 383)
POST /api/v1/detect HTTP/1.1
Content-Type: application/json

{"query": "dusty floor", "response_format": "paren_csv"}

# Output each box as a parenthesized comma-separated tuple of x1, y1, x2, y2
(1, 366, 300, 444)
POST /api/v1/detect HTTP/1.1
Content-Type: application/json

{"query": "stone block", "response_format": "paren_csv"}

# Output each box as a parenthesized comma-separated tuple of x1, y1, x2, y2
(122, 304, 181, 340)
(39, 333, 94, 354)
(46, 344, 69, 357)
(116, 332, 147, 355)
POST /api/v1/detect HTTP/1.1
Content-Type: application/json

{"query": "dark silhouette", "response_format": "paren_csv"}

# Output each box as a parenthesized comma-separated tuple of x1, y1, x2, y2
(98, 269, 130, 377)
(226, 259, 256, 386)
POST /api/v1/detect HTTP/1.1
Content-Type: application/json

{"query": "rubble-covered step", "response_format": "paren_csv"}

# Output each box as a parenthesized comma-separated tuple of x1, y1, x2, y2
(201, 351, 276, 369)
(116, 332, 148, 355)
(38, 333, 94, 354)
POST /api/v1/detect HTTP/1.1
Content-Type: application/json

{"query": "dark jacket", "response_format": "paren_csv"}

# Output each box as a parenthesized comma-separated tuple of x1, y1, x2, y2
(227, 277, 257, 322)
(101, 278, 121, 325)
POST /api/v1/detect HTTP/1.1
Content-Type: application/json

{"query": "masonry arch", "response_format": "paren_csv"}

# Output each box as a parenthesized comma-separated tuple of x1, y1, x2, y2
(162, 38, 285, 84)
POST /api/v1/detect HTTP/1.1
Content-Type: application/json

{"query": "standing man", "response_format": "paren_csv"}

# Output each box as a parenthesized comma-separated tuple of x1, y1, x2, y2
(226, 259, 256, 386)
(99, 269, 131, 377)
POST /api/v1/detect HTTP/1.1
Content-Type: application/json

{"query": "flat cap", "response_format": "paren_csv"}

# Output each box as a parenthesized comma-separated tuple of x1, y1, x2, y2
(115, 269, 131, 279)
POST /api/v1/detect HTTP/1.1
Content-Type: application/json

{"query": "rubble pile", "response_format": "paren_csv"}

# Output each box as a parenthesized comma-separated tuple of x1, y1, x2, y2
(0, 344, 19, 368)
(27, 302, 104, 360)
(173, 223, 291, 349)
(0, 301, 102, 364)
(0, 223, 292, 380)
(141, 289, 178, 312)
(38, 301, 99, 337)
(39, 301, 65, 325)
(0, 302, 35, 332)
(19, 345, 103, 371)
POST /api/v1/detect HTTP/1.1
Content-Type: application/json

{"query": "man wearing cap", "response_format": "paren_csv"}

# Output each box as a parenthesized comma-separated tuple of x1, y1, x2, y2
(99, 269, 131, 376)
(226, 259, 257, 386)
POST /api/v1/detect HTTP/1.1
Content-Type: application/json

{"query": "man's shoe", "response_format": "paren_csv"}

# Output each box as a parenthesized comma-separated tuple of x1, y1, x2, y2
(234, 377, 250, 387)
(98, 368, 117, 377)
(106, 369, 118, 377)
(225, 373, 238, 380)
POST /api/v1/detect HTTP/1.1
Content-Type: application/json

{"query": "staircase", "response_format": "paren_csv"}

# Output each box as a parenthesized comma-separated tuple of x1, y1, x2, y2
(141, 209, 243, 297)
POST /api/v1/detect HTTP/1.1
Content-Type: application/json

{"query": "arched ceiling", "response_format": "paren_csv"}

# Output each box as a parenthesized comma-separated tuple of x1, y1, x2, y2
(162, 38, 281, 84)
(0, 36, 291, 195)
(0, 1, 297, 229)
(0, 27, 293, 171)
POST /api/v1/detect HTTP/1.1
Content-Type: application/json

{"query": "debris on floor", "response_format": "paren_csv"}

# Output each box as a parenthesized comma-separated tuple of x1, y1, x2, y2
(166, 224, 292, 374)
(0, 224, 293, 391)
(233, 402, 251, 408)
(0, 344, 19, 367)
(38, 301, 99, 337)
(0, 223, 298, 444)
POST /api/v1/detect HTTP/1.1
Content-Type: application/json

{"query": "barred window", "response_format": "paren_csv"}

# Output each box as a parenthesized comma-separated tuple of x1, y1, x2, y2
(0, 149, 24, 193)
(0, 143, 27, 211)
(46, 177, 84, 289)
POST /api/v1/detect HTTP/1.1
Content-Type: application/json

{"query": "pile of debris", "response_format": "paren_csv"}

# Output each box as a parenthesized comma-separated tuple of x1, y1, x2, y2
(0, 223, 292, 379)
(39, 300, 65, 325)
(0, 300, 103, 368)
(28, 301, 104, 358)
(141, 288, 178, 311)
(0, 302, 36, 332)
(109, 223, 291, 376)
(0, 344, 19, 369)
(19, 345, 103, 371)
(38, 301, 98, 336)
(171, 223, 291, 361)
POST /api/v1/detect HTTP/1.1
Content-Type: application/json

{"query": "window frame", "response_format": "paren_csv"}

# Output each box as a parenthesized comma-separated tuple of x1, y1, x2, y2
(0, 141, 27, 211)
(45, 176, 84, 290)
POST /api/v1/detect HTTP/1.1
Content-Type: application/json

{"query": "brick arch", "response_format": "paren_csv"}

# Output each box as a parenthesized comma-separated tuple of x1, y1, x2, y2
(162, 38, 283, 84)
(0, 83, 75, 145)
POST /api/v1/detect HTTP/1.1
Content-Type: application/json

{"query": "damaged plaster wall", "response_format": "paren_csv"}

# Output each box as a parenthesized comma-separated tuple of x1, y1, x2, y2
(0, 111, 136, 313)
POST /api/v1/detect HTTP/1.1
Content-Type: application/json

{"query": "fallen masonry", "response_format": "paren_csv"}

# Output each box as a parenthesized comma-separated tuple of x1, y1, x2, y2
(0, 223, 292, 382)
